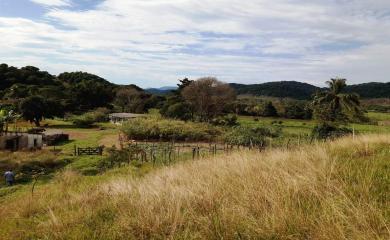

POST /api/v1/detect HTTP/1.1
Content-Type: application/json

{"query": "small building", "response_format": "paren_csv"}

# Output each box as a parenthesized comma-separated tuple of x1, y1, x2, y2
(109, 113, 145, 124)
(0, 132, 43, 151)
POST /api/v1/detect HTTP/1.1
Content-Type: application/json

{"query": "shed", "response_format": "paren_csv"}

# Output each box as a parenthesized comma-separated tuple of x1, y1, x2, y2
(109, 113, 146, 124)
(0, 132, 43, 151)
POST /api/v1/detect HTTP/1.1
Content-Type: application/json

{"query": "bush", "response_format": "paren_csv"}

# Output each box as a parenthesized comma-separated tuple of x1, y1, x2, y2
(224, 126, 280, 147)
(162, 102, 192, 121)
(211, 114, 239, 127)
(283, 102, 312, 119)
(247, 102, 278, 117)
(72, 108, 110, 128)
(311, 122, 352, 139)
(72, 114, 95, 128)
(121, 117, 221, 141)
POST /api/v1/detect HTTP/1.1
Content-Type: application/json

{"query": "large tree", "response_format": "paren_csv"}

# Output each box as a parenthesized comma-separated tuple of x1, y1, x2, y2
(312, 78, 362, 123)
(19, 96, 62, 126)
(115, 87, 142, 112)
(114, 86, 159, 113)
(181, 77, 236, 121)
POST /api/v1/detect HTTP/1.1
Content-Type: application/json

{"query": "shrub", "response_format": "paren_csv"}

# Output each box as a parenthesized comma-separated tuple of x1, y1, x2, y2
(283, 101, 312, 119)
(224, 126, 280, 147)
(211, 114, 239, 127)
(311, 122, 352, 139)
(72, 114, 95, 128)
(72, 108, 110, 128)
(121, 117, 221, 141)
(163, 102, 192, 121)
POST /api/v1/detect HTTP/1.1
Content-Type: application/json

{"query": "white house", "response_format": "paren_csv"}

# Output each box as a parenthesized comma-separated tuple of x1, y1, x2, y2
(109, 113, 146, 124)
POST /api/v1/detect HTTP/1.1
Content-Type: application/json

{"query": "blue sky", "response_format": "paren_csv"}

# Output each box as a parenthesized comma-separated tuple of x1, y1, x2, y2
(0, 0, 389, 87)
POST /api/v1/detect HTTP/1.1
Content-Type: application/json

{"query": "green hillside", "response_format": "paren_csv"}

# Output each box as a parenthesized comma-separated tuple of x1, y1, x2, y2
(231, 81, 390, 99)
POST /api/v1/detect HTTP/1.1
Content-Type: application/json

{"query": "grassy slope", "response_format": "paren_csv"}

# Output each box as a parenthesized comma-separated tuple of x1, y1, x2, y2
(0, 134, 389, 239)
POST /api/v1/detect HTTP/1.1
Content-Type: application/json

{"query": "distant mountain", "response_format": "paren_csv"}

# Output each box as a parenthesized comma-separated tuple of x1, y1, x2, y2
(146, 86, 177, 95)
(230, 81, 390, 100)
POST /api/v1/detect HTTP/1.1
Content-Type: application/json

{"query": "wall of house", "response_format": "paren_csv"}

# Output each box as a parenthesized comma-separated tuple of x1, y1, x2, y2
(27, 134, 43, 149)
(0, 133, 43, 150)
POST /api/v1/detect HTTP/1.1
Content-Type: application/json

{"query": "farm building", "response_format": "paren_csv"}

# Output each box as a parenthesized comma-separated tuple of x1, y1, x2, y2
(109, 113, 145, 124)
(0, 132, 43, 151)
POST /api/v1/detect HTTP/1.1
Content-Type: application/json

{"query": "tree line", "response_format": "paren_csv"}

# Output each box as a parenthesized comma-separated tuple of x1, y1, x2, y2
(0, 64, 160, 126)
(0, 63, 367, 133)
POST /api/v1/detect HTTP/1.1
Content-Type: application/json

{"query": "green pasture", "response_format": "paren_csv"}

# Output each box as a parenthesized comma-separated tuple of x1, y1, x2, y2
(238, 112, 390, 136)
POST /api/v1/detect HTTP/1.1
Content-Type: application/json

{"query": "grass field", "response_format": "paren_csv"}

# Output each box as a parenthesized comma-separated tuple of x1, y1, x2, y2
(238, 112, 390, 136)
(0, 134, 389, 239)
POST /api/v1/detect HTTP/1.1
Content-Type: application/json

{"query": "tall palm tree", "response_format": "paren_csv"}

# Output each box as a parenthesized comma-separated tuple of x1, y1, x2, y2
(312, 78, 362, 123)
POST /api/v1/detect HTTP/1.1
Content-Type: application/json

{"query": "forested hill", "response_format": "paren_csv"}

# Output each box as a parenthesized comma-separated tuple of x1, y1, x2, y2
(230, 81, 319, 100)
(344, 82, 390, 99)
(231, 81, 390, 99)
(0, 64, 144, 113)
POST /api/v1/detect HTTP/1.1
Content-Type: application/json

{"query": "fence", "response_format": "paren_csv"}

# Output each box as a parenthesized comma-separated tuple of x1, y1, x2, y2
(74, 146, 104, 156)
(112, 141, 268, 167)
(85, 133, 327, 168)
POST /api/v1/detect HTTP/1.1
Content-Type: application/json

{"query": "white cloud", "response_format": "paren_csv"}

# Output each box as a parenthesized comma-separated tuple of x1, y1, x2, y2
(1, 0, 390, 87)
(30, 0, 71, 7)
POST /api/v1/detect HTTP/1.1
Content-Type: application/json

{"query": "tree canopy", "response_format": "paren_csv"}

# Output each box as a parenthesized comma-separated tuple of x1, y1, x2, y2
(312, 78, 363, 123)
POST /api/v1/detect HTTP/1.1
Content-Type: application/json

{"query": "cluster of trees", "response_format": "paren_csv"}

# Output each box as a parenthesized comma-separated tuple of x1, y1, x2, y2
(114, 86, 163, 113)
(232, 99, 312, 120)
(0, 64, 160, 126)
(160, 77, 236, 122)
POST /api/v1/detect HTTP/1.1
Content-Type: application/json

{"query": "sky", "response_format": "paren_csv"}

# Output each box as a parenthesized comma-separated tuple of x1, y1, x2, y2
(0, 0, 389, 87)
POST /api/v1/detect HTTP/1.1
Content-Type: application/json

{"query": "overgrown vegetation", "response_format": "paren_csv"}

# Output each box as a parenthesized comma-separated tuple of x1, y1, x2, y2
(72, 108, 110, 128)
(223, 126, 280, 146)
(121, 117, 222, 141)
(0, 135, 388, 239)
(311, 78, 365, 138)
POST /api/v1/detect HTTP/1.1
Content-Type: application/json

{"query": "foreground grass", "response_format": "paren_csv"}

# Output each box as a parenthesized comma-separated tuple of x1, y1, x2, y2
(0, 134, 389, 239)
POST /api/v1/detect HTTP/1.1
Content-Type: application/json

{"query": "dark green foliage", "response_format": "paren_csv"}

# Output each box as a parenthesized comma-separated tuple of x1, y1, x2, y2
(311, 122, 352, 139)
(211, 114, 239, 127)
(160, 78, 195, 120)
(312, 78, 364, 124)
(59, 72, 116, 111)
(19, 96, 59, 126)
(344, 82, 390, 99)
(283, 101, 312, 119)
(163, 102, 192, 121)
(234, 101, 278, 117)
(0, 64, 58, 90)
(0, 64, 145, 114)
(262, 102, 278, 117)
(231, 81, 319, 100)
(224, 126, 280, 147)
(231, 81, 390, 100)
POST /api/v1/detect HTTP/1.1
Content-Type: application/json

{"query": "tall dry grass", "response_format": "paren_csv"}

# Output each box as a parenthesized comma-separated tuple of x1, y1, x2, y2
(0, 134, 389, 239)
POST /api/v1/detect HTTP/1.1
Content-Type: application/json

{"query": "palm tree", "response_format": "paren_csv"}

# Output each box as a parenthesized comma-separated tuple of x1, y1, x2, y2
(312, 78, 362, 123)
